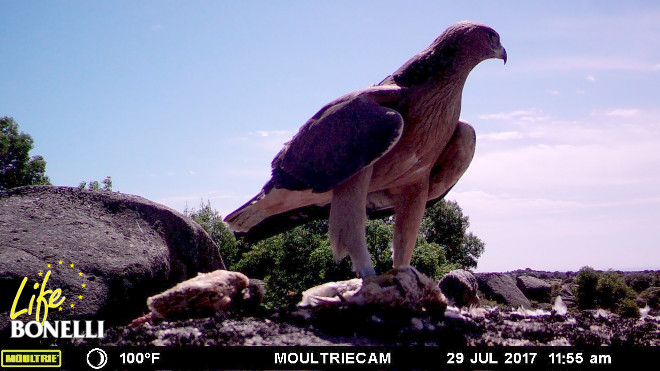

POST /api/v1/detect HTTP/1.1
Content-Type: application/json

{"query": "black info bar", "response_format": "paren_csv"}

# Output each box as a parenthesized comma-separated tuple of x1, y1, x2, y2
(1, 346, 658, 370)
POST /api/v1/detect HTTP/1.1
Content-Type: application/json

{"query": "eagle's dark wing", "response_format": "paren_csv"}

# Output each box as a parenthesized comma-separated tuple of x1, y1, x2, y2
(270, 86, 405, 193)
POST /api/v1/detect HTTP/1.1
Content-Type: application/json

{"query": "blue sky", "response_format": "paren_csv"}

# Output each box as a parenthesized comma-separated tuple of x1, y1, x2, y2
(2, 1, 659, 272)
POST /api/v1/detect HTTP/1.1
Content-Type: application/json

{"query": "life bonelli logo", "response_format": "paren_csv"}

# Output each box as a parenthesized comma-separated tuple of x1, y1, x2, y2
(8, 259, 104, 339)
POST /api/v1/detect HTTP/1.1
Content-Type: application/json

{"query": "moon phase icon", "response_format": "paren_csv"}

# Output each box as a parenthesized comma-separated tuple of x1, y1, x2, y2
(86, 348, 108, 369)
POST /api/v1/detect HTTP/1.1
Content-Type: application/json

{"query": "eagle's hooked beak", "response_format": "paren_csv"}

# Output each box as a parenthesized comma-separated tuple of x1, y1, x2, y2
(498, 45, 507, 65)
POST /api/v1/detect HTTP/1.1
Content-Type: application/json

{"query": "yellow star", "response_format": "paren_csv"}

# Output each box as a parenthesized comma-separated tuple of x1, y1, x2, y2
(47, 264, 51, 268)
(58, 260, 63, 265)
(82, 283, 86, 288)
(58, 307, 63, 311)
(78, 272, 83, 277)
(70, 304, 74, 308)
(70, 263, 74, 268)
(38, 272, 43, 277)
(78, 295, 83, 300)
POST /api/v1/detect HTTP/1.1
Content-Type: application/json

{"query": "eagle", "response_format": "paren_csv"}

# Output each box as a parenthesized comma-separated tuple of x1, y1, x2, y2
(225, 21, 506, 277)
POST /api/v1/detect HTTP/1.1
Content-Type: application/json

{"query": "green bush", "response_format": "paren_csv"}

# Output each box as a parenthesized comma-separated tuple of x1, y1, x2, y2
(233, 221, 345, 309)
(78, 176, 113, 192)
(575, 267, 639, 317)
(575, 266, 599, 309)
(596, 271, 637, 314)
(625, 273, 658, 293)
(617, 298, 639, 318)
(308, 241, 353, 282)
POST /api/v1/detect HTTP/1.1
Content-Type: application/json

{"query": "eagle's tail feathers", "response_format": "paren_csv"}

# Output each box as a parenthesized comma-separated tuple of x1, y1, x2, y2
(224, 191, 268, 233)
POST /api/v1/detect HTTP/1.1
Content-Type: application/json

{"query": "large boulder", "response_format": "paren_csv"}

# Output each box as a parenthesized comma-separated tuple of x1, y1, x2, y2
(516, 275, 552, 302)
(557, 284, 577, 308)
(0, 186, 224, 333)
(477, 273, 531, 308)
(439, 269, 479, 307)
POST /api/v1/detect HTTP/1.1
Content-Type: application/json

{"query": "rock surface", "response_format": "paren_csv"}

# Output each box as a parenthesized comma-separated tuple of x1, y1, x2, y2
(94, 314, 347, 346)
(516, 275, 552, 302)
(438, 269, 479, 307)
(557, 284, 577, 307)
(477, 273, 531, 308)
(0, 186, 224, 333)
(79, 304, 660, 347)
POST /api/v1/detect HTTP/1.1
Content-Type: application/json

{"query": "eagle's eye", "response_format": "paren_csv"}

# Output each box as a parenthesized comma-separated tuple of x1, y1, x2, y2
(488, 31, 499, 45)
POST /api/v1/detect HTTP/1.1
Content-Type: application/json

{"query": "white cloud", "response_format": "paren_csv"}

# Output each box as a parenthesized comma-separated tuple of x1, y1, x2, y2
(605, 108, 640, 117)
(250, 130, 293, 137)
(478, 131, 524, 141)
(586, 75, 596, 82)
(477, 109, 548, 123)
(547, 89, 560, 96)
(576, 89, 586, 94)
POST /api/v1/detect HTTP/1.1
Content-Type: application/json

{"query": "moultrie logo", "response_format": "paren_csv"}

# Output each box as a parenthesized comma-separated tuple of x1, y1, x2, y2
(1, 350, 62, 368)
(8, 259, 104, 339)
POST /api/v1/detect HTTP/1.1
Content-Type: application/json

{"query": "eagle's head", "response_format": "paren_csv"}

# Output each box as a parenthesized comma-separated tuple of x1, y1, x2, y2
(391, 21, 506, 86)
(441, 21, 507, 66)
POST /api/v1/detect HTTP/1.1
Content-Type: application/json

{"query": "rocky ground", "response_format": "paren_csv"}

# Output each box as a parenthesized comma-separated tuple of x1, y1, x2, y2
(75, 270, 659, 348)
(82, 304, 659, 348)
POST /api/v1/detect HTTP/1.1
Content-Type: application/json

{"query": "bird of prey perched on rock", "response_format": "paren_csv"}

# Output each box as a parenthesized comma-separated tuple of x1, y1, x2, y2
(226, 21, 506, 277)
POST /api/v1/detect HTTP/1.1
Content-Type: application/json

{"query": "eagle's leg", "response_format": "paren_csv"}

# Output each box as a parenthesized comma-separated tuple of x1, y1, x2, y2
(391, 179, 429, 268)
(329, 166, 376, 277)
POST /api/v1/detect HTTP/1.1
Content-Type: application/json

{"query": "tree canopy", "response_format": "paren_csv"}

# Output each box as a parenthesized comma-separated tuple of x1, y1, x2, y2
(1, 116, 50, 192)
(420, 200, 485, 269)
